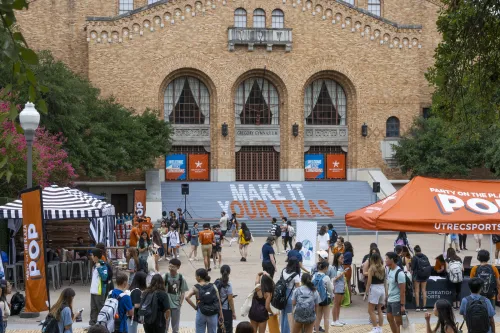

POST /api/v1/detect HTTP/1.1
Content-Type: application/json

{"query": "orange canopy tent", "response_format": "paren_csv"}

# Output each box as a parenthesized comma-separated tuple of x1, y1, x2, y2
(345, 176, 500, 234)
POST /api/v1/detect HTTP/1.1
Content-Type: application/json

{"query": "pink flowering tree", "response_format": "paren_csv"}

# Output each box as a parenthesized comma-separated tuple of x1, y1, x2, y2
(0, 100, 77, 198)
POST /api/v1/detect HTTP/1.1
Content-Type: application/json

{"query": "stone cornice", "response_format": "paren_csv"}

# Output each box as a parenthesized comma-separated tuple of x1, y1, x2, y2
(85, 0, 423, 51)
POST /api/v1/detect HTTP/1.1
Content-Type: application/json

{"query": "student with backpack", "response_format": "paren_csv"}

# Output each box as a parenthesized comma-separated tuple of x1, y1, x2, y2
(394, 232, 412, 254)
(446, 248, 464, 310)
(128, 271, 148, 333)
(249, 272, 275, 333)
(331, 253, 348, 327)
(185, 269, 223, 333)
(424, 299, 459, 333)
(410, 245, 432, 312)
(139, 274, 171, 333)
(89, 248, 109, 326)
(470, 250, 500, 308)
(215, 265, 236, 333)
(238, 223, 252, 262)
(137, 232, 152, 272)
(100, 272, 134, 333)
(385, 252, 407, 333)
(47, 288, 76, 333)
(327, 224, 338, 255)
(261, 236, 277, 278)
(199, 223, 215, 272)
(189, 222, 200, 261)
(269, 218, 282, 255)
(313, 261, 334, 333)
(274, 258, 301, 333)
(212, 224, 224, 269)
(164, 258, 189, 333)
(291, 273, 320, 333)
(459, 277, 496, 333)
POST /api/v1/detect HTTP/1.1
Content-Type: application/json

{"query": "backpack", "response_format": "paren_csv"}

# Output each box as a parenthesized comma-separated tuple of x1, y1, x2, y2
(288, 226, 295, 238)
(312, 273, 328, 304)
(97, 291, 125, 332)
(214, 279, 229, 307)
(165, 273, 184, 295)
(271, 271, 298, 310)
(138, 291, 159, 325)
(105, 262, 113, 284)
(10, 292, 25, 315)
(493, 235, 500, 244)
(293, 287, 316, 324)
(227, 219, 232, 230)
(396, 269, 413, 304)
(195, 283, 220, 316)
(40, 313, 60, 333)
(465, 296, 490, 333)
(0, 251, 7, 264)
(415, 255, 432, 280)
(448, 260, 464, 283)
(186, 230, 192, 242)
(243, 229, 252, 242)
(395, 238, 405, 247)
(476, 265, 497, 299)
(329, 230, 338, 246)
(274, 225, 281, 237)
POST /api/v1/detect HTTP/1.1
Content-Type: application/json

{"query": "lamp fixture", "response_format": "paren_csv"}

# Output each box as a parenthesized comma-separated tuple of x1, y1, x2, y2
(361, 123, 368, 137)
(292, 123, 299, 137)
(221, 122, 228, 137)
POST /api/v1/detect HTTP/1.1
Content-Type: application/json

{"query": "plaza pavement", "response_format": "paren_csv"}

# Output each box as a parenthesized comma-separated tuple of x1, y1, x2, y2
(6, 232, 499, 330)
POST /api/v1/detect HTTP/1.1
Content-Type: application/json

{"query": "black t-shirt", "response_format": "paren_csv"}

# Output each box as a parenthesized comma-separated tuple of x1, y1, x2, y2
(153, 291, 170, 328)
(130, 289, 142, 322)
(362, 254, 370, 264)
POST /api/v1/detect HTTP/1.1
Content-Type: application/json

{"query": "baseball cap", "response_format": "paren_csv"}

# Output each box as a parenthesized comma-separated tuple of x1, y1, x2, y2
(317, 250, 329, 259)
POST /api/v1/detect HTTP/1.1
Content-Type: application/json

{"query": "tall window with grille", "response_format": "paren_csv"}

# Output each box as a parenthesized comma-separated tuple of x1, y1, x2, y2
(119, 0, 134, 14)
(236, 146, 280, 180)
(234, 8, 247, 27)
(386, 117, 400, 137)
(304, 79, 347, 125)
(235, 78, 279, 125)
(164, 76, 210, 124)
(306, 146, 347, 180)
(253, 9, 266, 28)
(367, 0, 381, 16)
(272, 9, 284, 28)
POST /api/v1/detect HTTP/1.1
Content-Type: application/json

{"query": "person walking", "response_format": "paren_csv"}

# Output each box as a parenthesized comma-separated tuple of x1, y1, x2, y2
(385, 252, 406, 333)
(474, 234, 483, 252)
(470, 249, 500, 308)
(185, 269, 223, 333)
(51, 288, 76, 333)
(127, 247, 139, 285)
(141, 274, 171, 333)
(261, 236, 277, 278)
(459, 234, 468, 251)
(238, 223, 251, 262)
(411, 245, 432, 311)
(288, 242, 310, 274)
(199, 223, 215, 271)
(494, 235, 500, 264)
(318, 226, 330, 252)
(110, 272, 134, 333)
(424, 299, 458, 333)
(189, 222, 200, 261)
(330, 253, 348, 327)
(159, 221, 169, 260)
(460, 277, 496, 333)
(212, 224, 224, 269)
(89, 248, 109, 326)
(448, 234, 460, 253)
(215, 265, 236, 333)
(137, 232, 151, 272)
(178, 211, 188, 246)
(167, 226, 180, 259)
(128, 271, 147, 333)
(279, 258, 301, 333)
(313, 261, 333, 333)
(281, 217, 289, 252)
(364, 252, 386, 333)
(292, 273, 320, 333)
(219, 212, 229, 239)
(268, 217, 281, 255)
(286, 220, 295, 250)
(249, 272, 275, 333)
(164, 258, 189, 333)
(445, 248, 463, 310)
(229, 213, 239, 246)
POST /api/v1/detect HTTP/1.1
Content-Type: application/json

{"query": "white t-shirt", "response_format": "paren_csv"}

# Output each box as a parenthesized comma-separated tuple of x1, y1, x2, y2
(318, 233, 330, 251)
(220, 216, 228, 231)
(282, 269, 301, 289)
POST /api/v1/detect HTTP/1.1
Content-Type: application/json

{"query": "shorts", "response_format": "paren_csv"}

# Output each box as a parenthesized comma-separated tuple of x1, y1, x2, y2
(222, 230, 227, 236)
(496, 242, 500, 251)
(368, 284, 385, 305)
(213, 245, 222, 253)
(474, 234, 483, 240)
(201, 244, 212, 257)
(231, 224, 236, 231)
(387, 301, 402, 316)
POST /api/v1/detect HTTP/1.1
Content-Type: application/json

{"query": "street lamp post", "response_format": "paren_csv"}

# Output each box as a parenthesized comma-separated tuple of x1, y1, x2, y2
(19, 102, 40, 188)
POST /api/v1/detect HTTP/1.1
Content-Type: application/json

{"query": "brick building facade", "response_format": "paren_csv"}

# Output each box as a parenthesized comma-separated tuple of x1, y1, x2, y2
(16, 0, 442, 216)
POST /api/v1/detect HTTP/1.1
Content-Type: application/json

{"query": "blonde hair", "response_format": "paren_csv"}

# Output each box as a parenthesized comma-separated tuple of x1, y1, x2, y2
(368, 253, 385, 281)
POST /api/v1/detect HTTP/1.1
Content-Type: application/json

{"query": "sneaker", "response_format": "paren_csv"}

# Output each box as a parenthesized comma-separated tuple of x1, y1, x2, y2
(189, 258, 194, 261)
(416, 308, 421, 312)
(276, 252, 280, 255)
(229, 239, 234, 246)
(339, 321, 347, 325)
(158, 257, 163, 261)
(208, 268, 212, 272)
(331, 321, 344, 327)
(243, 257, 247, 262)
(369, 329, 378, 333)
(319, 327, 325, 332)
(377, 327, 383, 333)
(456, 250, 460, 253)
(240, 257, 245, 261)
(476, 248, 480, 252)
(464, 248, 468, 250)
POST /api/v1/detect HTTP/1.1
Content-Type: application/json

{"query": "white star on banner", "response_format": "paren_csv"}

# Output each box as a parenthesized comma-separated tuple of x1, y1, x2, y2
(333, 161, 340, 167)
(195, 161, 203, 168)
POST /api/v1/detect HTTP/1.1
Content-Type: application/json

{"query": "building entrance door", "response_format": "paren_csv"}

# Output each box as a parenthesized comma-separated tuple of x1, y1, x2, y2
(236, 146, 279, 180)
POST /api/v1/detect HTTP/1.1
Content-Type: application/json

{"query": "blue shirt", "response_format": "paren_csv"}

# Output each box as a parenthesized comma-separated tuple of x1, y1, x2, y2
(111, 289, 133, 333)
(262, 243, 275, 263)
(460, 294, 495, 333)
(58, 307, 73, 333)
(344, 251, 353, 265)
(288, 249, 303, 262)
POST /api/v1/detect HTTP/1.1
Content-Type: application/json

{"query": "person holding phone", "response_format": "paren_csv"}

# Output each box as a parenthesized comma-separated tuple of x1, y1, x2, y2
(331, 253, 348, 327)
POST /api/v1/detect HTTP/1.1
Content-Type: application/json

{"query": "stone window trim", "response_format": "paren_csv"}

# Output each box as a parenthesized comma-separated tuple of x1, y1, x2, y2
(304, 79, 347, 126)
(234, 8, 247, 28)
(385, 116, 400, 137)
(271, 9, 284, 29)
(119, 0, 134, 15)
(253, 8, 266, 28)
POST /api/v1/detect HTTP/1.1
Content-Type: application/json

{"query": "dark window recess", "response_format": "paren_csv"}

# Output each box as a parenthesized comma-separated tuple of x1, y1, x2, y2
(386, 117, 400, 137)
(111, 194, 128, 214)
(306, 81, 341, 125)
(170, 146, 208, 154)
(241, 81, 272, 125)
(423, 107, 431, 119)
(236, 146, 279, 181)
(169, 79, 205, 124)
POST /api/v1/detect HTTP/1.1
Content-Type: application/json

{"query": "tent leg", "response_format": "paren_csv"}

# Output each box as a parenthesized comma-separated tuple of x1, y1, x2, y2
(346, 225, 349, 242)
(376, 231, 379, 245)
(491, 235, 494, 265)
(443, 234, 447, 256)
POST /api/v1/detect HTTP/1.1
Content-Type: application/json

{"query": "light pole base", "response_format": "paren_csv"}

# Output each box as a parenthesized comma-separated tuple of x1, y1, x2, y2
(19, 310, 40, 318)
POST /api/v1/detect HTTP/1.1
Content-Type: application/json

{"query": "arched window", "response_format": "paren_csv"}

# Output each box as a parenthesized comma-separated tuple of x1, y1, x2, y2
(304, 79, 347, 125)
(367, 0, 381, 16)
(386, 116, 400, 137)
(235, 78, 279, 125)
(253, 9, 266, 28)
(234, 8, 247, 28)
(272, 9, 284, 28)
(164, 76, 210, 124)
(119, 0, 134, 14)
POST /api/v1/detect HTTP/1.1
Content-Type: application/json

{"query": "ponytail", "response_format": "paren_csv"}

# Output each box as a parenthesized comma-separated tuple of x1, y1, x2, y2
(196, 268, 211, 282)
(301, 273, 316, 291)
(220, 265, 230, 287)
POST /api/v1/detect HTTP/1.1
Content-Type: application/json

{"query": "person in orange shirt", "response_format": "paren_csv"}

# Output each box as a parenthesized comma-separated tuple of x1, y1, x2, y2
(333, 236, 345, 255)
(138, 218, 153, 237)
(470, 249, 500, 308)
(198, 223, 215, 272)
(129, 225, 140, 248)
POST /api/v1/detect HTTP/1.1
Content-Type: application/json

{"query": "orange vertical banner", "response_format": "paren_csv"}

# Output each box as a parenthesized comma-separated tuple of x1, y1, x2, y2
(21, 187, 49, 312)
(326, 154, 346, 179)
(188, 154, 210, 180)
(133, 189, 147, 219)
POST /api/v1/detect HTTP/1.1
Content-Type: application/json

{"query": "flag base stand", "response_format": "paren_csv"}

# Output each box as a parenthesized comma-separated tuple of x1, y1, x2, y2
(20, 310, 40, 318)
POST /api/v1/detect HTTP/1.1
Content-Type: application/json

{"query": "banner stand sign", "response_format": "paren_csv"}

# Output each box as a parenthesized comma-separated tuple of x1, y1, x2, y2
(133, 189, 147, 220)
(21, 187, 50, 313)
(296, 220, 318, 271)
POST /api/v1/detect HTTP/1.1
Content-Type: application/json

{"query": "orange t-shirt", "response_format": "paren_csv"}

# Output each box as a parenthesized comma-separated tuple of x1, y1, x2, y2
(199, 230, 215, 245)
(470, 264, 500, 299)
(138, 221, 153, 236)
(129, 227, 140, 247)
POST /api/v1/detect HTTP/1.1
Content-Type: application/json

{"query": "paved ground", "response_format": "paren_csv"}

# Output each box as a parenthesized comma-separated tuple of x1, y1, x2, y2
(5, 232, 498, 330)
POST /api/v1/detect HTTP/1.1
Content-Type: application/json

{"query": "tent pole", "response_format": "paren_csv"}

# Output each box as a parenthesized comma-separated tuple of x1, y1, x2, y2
(491, 235, 493, 265)
(443, 234, 446, 255)
(376, 231, 379, 245)
(346, 225, 349, 242)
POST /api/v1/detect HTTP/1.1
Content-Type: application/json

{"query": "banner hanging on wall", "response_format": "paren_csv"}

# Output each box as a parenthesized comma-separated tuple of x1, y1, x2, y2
(166, 154, 187, 180)
(304, 154, 324, 179)
(326, 154, 346, 179)
(133, 189, 147, 219)
(296, 220, 318, 271)
(188, 154, 210, 180)
(21, 187, 49, 312)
